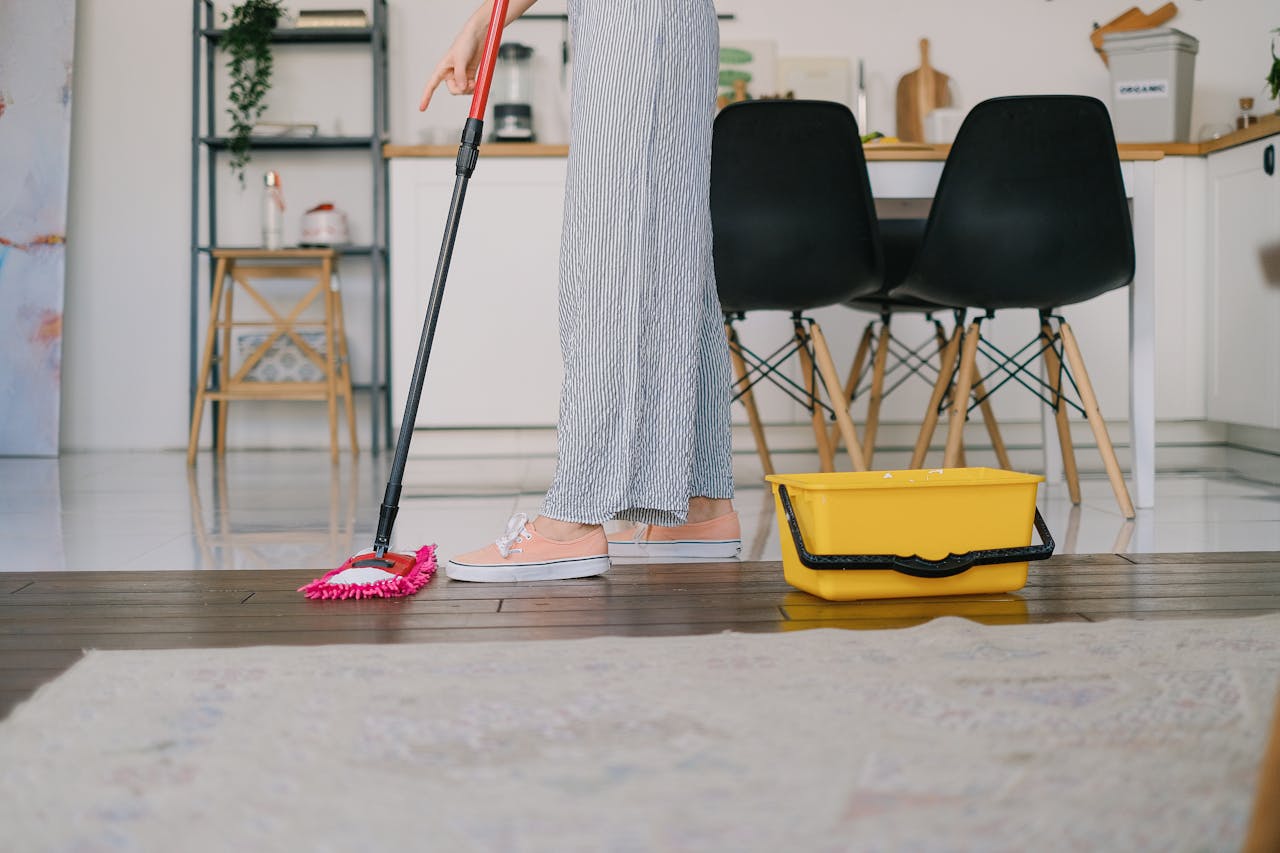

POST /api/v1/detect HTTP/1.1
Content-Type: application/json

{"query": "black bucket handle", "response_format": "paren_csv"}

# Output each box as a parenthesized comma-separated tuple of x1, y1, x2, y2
(776, 484, 1055, 579)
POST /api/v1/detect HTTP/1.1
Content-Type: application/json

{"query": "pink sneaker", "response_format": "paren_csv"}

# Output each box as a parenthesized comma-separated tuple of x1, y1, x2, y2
(608, 512, 743, 559)
(445, 513, 610, 582)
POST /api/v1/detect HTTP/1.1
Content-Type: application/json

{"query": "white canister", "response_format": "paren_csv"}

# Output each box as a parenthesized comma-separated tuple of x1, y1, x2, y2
(300, 203, 350, 246)
(924, 107, 964, 144)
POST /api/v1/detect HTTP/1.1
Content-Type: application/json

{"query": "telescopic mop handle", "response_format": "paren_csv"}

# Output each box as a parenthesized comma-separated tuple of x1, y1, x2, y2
(372, 0, 512, 557)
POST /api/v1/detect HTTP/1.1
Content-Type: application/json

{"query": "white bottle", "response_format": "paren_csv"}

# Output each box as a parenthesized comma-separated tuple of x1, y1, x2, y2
(262, 170, 285, 250)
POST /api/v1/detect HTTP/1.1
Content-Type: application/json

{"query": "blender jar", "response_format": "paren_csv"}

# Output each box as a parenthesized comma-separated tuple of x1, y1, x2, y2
(492, 42, 535, 141)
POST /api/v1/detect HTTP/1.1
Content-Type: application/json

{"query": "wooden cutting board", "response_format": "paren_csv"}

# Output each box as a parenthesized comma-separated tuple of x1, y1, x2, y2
(895, 38, 951, 144)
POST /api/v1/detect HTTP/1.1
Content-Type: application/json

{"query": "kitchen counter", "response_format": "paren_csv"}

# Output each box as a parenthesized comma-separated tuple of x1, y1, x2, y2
(1118, 113, 1280, 156)
(386, 113, 1280, 161)
(384, 141, 1166, 161)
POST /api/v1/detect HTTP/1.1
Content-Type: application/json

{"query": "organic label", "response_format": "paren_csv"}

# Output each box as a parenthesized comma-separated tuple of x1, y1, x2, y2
(1115, 80, 1169, 99)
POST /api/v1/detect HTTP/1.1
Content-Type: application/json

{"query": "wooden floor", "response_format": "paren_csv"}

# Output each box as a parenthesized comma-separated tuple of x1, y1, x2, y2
(3, 552, 1279, 719)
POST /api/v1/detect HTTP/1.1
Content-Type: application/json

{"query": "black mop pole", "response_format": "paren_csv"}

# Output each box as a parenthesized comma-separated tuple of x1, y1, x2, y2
(371, 1, 511, 558)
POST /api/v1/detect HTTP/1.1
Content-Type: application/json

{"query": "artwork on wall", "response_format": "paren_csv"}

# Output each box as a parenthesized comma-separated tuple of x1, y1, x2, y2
(718, 40, 777, 102)
(0, 0, 77, 456)
(778, 57, 853, 108)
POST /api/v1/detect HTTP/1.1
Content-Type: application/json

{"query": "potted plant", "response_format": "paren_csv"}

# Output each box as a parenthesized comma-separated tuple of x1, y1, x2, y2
(1268, 28, 1280, 112)
(222, 0, 286, 185)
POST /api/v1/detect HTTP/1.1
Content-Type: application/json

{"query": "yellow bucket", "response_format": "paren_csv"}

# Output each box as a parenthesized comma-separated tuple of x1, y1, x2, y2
(767, 467, 1052, 601)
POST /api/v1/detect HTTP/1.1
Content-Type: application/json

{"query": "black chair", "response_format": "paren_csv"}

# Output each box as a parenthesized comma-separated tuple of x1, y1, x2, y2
(891, 95, 1135, 517)
(834, 218, 1011, 469)
(712, 99, 883, 475)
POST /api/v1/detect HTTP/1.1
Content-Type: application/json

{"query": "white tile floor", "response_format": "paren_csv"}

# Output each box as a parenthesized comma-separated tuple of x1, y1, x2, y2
(2, 448, 1279, 572)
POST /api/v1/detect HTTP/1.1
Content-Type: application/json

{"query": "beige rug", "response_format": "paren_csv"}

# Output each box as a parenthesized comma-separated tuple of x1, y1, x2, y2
(2, 616, 1278, 852)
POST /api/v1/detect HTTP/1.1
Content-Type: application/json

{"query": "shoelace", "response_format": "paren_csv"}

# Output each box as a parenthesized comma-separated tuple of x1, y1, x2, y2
(495, 512, 534, 558)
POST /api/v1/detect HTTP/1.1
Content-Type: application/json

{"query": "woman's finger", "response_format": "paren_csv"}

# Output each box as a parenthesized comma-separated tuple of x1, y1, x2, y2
(419, 65, 448, 111)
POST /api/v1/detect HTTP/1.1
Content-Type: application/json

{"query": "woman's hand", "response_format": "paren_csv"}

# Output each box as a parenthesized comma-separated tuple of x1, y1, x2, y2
(418, 0, 540, 112)
(419, 14, 487, 112)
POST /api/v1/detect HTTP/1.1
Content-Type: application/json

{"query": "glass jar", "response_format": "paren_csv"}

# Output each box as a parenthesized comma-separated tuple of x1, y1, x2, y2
(1237, 97, 1258, 131)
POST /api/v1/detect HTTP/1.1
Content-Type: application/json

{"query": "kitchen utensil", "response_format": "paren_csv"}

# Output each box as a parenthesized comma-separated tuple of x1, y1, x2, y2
(895, 38, 951, 144)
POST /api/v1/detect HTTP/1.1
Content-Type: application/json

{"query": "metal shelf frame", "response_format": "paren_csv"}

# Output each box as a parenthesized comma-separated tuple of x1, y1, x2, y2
(190, 0, 392, 456)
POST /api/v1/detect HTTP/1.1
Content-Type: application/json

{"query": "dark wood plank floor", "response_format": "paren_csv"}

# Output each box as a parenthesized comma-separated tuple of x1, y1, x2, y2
(2, 552, 1278, 719)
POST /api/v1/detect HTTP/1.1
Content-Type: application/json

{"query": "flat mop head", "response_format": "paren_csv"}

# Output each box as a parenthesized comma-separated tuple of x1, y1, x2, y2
(299, 545, 437, 600)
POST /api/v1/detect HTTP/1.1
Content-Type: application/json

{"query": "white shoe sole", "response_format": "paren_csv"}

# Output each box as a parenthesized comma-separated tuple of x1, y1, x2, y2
(444, 555, 611, 583)
(607, 539, 743, 559)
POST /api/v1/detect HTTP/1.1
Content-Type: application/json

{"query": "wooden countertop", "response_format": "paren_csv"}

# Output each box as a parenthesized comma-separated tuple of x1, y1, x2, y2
(387, 113, 1280, 161)
(1118, 113, 1280, 156)
(385, 141, 1166, 161)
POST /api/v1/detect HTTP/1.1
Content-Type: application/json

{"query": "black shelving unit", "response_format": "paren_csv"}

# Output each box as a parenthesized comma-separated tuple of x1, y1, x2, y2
(190, 0, 392, 454)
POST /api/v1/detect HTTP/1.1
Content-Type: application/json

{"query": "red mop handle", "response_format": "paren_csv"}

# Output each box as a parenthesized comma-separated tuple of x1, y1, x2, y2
(468, 0, 512, 121)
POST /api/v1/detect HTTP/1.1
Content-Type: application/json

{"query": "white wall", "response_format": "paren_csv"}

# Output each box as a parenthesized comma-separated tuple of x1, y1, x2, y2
(61, 0, 1276, 450)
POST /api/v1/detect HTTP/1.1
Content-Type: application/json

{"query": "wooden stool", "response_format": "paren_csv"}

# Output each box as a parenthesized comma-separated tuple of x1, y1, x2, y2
(187, 248, 357, 465)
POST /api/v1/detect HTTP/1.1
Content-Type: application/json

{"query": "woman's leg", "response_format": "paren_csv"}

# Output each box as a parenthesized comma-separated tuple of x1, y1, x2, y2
(686, 243, 735, 522)
(541, 0, 727, 529)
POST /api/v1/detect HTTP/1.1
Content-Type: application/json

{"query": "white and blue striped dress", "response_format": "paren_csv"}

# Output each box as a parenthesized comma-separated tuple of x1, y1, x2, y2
(541, 0, 734, 526)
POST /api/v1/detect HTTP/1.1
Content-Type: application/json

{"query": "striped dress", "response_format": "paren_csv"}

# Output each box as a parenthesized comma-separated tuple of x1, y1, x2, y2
(541, 0, 734, 527)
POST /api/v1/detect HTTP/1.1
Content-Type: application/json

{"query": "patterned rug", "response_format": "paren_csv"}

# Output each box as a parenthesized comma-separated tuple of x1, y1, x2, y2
(2, 616, 1278, 851)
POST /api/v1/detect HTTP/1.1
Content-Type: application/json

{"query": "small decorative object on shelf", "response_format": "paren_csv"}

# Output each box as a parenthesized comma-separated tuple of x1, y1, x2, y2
(223, 0, 286, 185)
(1237, 97, 1259, 131)
(253, 121, 319, 138)
(301, 202, 350, 247)
(262, 170, 285, 249)
(296, 8, 368, 28)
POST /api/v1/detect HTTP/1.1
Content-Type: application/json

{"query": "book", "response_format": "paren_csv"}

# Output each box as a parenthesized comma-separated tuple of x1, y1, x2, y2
(295, 9, 368, 28)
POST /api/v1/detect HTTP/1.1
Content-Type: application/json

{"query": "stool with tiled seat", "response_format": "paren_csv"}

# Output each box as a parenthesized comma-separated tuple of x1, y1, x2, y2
(187, 248, 357, 465)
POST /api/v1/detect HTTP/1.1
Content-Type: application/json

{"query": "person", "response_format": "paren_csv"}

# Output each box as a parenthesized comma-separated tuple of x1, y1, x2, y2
(420, 0, 739, 583)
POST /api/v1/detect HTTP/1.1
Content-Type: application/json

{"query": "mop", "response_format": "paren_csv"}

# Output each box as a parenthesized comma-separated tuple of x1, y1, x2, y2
(300, 0, 512, 600)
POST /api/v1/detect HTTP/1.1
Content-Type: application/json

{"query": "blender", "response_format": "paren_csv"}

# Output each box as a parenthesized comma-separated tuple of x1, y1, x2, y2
(492, 42, 536, 141)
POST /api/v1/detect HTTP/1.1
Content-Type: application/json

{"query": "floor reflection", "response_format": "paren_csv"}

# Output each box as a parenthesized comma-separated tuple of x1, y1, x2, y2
(186, 457, 359, 571)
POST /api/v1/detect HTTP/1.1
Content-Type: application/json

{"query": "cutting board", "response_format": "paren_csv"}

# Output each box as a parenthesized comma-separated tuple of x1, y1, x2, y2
(895, 39, 951, 144)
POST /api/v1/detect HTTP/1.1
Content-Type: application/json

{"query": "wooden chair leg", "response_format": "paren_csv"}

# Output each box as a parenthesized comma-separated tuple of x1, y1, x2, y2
(332, 282, 359, 456)
(795, 320, 836, 472)
(912, 324, 962, 468)
(830, 321, 874, 450)
(861, 317, 892, 467)
(944, 322, 981, 468)
(726, 321, 774, 477)
(323, 262, 340, 465)
(1042, 318, 1081, 504)
(971, 367, 1012, 469)
(188, 258, 228, 465)
(1059, 320, 1136, 519)
(811, 320, 867, 472)
(215, 272, 235, 458)
(933, 320, 948, 355)
(1244, 685, 1280, 853)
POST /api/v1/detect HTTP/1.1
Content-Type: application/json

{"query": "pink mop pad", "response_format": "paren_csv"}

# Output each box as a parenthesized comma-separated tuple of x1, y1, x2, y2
(299, 545, 437, 600)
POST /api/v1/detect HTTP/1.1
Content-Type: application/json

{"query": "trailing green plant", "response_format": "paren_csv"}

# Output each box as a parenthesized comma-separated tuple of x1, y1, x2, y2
(222, 0, 286, 185)
(1268, 28, 1280, 103)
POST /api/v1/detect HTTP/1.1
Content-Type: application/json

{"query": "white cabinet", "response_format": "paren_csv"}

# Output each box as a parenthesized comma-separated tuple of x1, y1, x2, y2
(1207, 136, 1280, 428)
(390, 158, 567, 427)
